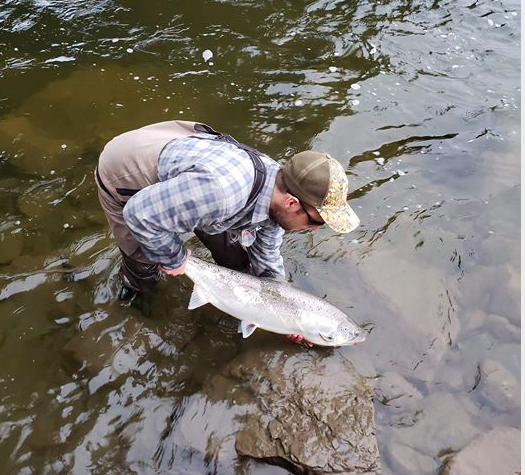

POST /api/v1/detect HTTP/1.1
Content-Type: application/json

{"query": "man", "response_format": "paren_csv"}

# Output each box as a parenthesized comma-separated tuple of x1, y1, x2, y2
(95, 120, 360, 325)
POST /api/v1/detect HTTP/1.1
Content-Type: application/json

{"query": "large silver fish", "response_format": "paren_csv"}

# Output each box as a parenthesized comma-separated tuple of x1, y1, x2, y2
(184, 256, 365, 347)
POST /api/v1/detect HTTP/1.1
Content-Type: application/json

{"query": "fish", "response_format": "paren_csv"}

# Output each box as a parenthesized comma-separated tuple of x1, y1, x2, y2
(184, 256, 365, 347)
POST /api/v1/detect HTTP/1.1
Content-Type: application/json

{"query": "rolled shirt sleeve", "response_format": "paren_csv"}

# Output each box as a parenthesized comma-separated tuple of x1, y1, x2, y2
(123, 165, 228, 269)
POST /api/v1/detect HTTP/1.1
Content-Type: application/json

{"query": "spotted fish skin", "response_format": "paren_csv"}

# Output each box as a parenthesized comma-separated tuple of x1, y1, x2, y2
(184, 256, 365, 347)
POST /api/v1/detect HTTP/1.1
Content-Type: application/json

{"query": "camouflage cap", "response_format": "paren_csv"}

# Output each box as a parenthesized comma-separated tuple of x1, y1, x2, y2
(282, 151, 360, 233)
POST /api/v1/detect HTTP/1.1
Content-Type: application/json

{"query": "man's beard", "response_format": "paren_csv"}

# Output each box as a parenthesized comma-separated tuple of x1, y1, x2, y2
(269, 209, 295, 231)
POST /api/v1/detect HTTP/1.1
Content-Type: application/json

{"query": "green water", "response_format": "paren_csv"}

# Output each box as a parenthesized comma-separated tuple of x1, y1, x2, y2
(0, 1, 520, 474)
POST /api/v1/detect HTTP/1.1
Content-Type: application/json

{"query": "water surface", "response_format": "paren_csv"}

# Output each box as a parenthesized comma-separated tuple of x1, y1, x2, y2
(0, 0, 520, 474)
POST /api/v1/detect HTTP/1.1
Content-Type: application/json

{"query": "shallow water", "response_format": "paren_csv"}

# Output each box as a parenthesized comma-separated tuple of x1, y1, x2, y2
(0, 0, 520, 474)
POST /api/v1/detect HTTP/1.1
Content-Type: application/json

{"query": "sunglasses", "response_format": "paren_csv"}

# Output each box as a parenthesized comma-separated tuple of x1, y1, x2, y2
(300, 201, 325, 227)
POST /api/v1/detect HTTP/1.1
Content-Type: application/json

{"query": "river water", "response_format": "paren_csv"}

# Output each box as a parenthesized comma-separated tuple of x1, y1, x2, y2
(0, 1, 520, 474)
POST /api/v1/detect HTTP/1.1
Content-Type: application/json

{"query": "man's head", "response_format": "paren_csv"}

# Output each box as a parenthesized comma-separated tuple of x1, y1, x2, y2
(270, 151, 360, 233)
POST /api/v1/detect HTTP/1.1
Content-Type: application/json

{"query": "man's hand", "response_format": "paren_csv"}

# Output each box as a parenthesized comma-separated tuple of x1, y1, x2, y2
(160, 250, 192, 276)
(286, 334, 314, 348)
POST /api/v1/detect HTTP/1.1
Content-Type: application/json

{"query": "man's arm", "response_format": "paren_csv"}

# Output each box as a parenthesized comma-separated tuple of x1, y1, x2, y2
(122, 166, 228, 270)
(246, 224, 285, 279)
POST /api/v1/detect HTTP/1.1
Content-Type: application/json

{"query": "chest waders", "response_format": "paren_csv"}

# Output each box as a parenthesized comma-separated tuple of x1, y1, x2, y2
(95, 121, 267, 294)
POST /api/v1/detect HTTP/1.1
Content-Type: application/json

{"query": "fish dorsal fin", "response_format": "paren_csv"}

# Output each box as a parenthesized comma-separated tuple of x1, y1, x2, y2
(188, 285, 209, 310)
(238, 321, 258, 338)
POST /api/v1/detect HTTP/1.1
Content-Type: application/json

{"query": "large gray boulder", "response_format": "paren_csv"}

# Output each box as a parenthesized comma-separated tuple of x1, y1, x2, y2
(208, 345, 380, 474)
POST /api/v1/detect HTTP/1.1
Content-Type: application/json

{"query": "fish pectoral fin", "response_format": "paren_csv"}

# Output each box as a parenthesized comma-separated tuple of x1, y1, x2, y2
(239, 321, 258, 338)
(188, 285, 209, 310)
(319, 332, 335, 343)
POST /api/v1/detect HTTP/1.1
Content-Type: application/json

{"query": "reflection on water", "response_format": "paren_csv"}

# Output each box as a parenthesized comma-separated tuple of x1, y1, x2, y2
(0, 0, 520, 474)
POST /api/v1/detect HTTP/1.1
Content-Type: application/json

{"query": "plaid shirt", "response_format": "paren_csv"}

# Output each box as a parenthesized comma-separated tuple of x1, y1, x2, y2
(123, 132, 285, 277)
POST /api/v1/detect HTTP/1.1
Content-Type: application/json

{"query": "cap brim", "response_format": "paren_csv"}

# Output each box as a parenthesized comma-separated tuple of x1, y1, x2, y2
(317, 203, 360, 233)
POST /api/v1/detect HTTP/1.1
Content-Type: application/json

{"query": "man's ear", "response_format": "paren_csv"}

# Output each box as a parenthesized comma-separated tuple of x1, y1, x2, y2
(283, 194, 299, 209)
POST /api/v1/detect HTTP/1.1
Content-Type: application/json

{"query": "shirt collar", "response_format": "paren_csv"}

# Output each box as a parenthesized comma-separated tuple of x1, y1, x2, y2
(251, 157, 279, 224)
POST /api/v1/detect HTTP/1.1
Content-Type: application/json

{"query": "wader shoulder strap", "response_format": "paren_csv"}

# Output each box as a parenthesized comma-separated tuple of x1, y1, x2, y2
(193, 123, 267, 209)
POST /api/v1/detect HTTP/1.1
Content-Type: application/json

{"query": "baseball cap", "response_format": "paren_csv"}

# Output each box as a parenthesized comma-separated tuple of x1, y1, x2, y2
(282, 150, 360, 233)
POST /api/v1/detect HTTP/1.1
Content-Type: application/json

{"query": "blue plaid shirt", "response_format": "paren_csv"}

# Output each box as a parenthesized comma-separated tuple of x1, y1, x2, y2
(122, 132, 285, 277)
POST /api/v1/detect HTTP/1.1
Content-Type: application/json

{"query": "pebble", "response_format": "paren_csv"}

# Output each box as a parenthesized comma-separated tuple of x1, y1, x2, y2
(294, 99, 303, 106)
(126, 48, 133, 53)
(350, 83, 361, 90)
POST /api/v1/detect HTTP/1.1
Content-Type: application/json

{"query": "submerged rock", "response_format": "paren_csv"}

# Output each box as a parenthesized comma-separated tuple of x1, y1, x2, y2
(62, 311, 147, 377)
(215, 346, 379, 474)
(25, 408, 63, 449)
(477, 358, 520, 413)
(61, 304, 198, 396)
(0, 231, 23, 264)
(440, 427, 520, 475)
(388, 443, 438, 475)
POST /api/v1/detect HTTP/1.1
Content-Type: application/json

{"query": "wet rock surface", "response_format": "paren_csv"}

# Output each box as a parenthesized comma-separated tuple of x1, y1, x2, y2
(209, 346, 380, 475)
(440, 427, 520, 475)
